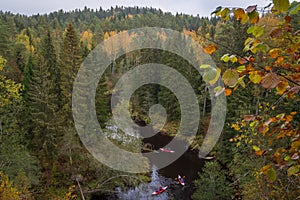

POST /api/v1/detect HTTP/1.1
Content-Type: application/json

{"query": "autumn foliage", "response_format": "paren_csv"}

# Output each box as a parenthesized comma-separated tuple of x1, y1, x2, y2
(197, 0, 300, 198)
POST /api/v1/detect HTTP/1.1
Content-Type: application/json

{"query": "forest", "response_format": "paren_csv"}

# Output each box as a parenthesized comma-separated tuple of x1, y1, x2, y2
(0, 0, 299, 199)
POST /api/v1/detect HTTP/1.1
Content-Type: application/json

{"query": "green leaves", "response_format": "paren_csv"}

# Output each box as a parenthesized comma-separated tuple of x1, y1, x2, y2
(214, 86, 225, 97)
(247, 26, 264, 38)
(267, 167, 277, 182)
(200, 65, 221, 85)
(273, 0, 290, 13)
(287, 165, 300, 177)
(288, 1, 300, 14)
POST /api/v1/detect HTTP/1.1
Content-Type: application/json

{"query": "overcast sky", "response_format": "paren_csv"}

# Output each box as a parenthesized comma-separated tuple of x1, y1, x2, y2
(1, 0, 272, 16)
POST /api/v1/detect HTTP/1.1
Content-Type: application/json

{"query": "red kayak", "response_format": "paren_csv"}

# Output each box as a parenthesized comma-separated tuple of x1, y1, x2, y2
(159, 148, 175, 153)
(178, 175, 185, 186)
(152, 186, 168, 195)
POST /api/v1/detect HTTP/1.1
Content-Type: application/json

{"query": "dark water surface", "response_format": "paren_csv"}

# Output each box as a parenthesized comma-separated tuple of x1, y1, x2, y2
(92, 127, 204, 199)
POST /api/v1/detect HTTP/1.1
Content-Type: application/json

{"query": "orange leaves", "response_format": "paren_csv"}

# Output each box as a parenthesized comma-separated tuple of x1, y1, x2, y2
(203, 44, 217, 55)
(253, 145, 266, 156)
(244, 115, 256, 122)
(261, 73, 281, 89)
(234, 8, 249, 24)
(233, 8, 245, 20)
(224, 88, 232, 96)
(269, 48, 281, 58)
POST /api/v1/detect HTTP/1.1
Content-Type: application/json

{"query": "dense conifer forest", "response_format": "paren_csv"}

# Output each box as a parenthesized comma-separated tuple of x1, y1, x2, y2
(0, 1, 299, 199)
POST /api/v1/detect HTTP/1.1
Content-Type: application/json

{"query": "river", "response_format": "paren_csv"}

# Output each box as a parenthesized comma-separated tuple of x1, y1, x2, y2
(116, 130, 204, 200)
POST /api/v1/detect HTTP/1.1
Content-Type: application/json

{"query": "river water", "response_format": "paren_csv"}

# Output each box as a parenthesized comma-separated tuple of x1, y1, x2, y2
(117, 131, 204, 200)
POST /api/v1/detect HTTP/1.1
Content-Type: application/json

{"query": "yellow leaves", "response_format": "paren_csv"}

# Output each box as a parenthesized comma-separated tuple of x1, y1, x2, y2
(103, 32, 110, 40)
(220, 54, 238, 63)
(65, 185, 77, 200)
(276, 81, 289, 95)
(81, 30, 93, 50)
(222, 69, 239, 86)
(237, 66, 246, 73)
(220, 8, 230, 20)
(203, 44, 217, 55)
(0, 57, 22, 107)
(16, 32, 34, 53)
(249, 71, 262, 84)
(126, 14, 134, 19)
(0, 171, 21, 199)
(231, 123, 241, 131)
(241, 14, 249, 24)
(252, 145, 260, 151)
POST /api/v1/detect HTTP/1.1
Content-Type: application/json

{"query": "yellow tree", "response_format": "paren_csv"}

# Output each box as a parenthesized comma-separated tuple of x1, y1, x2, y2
(0, 56, 22, 107)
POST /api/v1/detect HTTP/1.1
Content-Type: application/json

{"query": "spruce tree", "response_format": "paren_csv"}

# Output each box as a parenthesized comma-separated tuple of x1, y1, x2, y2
(29, 55, 59, 169)
(59, 23, 82, 126)
(40, 29, 61, 110)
